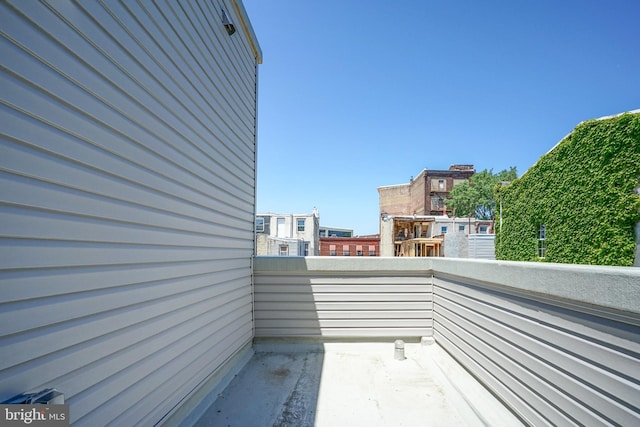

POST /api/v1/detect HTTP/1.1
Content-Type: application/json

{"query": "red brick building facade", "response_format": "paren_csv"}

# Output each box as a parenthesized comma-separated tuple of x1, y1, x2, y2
(319, 236, 380, 256)
(378, 165, 475, 217)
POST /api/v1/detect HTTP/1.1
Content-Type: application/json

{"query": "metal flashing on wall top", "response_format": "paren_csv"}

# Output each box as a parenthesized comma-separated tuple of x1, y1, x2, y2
(232, 0, 263, 63)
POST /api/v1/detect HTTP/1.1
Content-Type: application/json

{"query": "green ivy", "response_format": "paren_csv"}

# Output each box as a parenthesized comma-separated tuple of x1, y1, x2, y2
(495, 112, 640, 266)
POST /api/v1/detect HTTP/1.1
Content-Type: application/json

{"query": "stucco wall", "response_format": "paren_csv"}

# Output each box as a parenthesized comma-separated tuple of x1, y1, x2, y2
(444, 232, 468, 258)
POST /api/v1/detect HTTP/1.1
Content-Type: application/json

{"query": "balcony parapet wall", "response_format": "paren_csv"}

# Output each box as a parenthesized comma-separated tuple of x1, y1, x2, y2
(253, 256, 640, 426)
(253, 257, 435, 339)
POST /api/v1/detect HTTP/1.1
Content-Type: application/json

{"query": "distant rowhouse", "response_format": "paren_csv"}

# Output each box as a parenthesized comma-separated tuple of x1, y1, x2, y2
(319, 226, 354, 238)
(378, 164, 475, 217)
(319, 235, 380, 256)
(379, 214, 493, 258)
(378, 165, 483, 258)
(255, 211, 320, 256)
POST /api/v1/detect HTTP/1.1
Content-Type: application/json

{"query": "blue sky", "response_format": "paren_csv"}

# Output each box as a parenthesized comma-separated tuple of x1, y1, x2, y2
(242, 0, 640, 235)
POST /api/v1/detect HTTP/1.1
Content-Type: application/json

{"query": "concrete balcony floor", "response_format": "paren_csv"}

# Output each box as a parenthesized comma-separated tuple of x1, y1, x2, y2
(193, 341, 523, 427)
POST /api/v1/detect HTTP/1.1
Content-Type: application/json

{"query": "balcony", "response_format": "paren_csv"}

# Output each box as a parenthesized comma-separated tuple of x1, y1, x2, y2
(176, 257, 640, 426)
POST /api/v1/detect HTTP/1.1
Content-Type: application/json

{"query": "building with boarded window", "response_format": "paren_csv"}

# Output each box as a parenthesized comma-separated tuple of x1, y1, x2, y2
(378, 165, 475, 217)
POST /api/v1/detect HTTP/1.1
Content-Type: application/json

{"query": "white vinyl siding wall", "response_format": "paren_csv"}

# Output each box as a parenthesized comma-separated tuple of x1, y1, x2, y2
(0, 1, 259, 425)
(254, 258, 434, 338)
(468, 234, 496, 259)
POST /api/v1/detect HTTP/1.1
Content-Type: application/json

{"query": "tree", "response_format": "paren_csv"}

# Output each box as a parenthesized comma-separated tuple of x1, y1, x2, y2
(447, 167, 517, 219)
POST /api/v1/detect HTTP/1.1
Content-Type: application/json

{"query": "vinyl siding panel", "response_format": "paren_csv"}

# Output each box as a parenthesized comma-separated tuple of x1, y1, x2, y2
(433, 275, 640, 426)
(0, 1, 259, 425)
(468, 234, 495, 259)
(254, 272, 433, 338)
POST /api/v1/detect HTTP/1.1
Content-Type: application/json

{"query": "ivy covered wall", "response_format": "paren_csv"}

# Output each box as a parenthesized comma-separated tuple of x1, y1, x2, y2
(495, 112, 640, 266)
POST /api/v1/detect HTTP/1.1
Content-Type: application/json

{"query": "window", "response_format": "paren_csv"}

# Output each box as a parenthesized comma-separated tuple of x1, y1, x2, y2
(256, 217, 264, 232)
(458, 225, 465, 231)
(279, 245, 289, 256)
(369, 245, 376, 256)
(297, 218, 305, 232)
(343, 245, 350, 256)
(322, 229, 352, 237)
(329, 244, 336, 256)
(438, 179, 445, 190)
(479, 225, 488, 234)
(304, 242, 309, 256)
(538, 224, 546, 258)
(356, 245, 363, 256)
(441, 226, 447, 234)
(277, 217, 286, 237)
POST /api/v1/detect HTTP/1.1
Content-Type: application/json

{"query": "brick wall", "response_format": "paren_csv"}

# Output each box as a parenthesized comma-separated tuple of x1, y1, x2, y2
(319, 237, 381, 256)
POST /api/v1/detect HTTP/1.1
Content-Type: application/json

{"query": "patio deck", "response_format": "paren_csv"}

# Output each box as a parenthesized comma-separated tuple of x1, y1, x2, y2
(192, 341, 523, 427)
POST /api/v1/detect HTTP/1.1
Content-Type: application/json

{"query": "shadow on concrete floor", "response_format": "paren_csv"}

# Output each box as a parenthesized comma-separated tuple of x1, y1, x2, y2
(193, 342, 522, 427)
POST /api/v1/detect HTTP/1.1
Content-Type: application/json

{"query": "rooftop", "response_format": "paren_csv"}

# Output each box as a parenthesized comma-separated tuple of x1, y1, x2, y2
(164, 257, 640, 427)
(192, 341, 523, 426)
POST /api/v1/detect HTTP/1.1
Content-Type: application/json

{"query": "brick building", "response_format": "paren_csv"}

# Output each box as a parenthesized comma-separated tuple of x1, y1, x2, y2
(319, 235, 380, 256)
(378, 165, 475, 217)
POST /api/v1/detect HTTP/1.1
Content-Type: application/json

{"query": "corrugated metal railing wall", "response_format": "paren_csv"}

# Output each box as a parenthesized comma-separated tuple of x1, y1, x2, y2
(253, 257, 640, 426)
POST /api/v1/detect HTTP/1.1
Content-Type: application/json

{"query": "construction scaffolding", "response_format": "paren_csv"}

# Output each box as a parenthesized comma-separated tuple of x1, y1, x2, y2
(392, 217, 444, 257)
